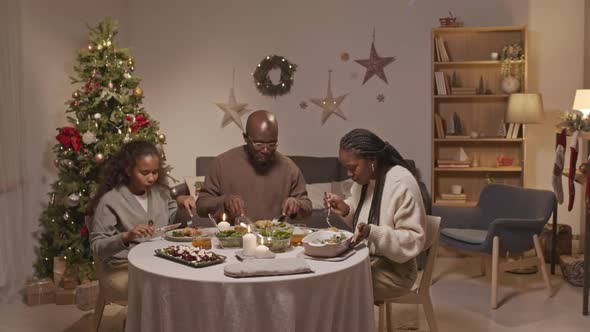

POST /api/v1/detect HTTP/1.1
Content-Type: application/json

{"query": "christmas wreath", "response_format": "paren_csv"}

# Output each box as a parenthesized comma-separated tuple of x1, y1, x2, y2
(253, 55, 297, 97)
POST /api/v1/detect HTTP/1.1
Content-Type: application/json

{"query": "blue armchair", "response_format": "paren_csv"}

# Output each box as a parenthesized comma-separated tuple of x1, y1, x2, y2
(433, 184, 556, 309)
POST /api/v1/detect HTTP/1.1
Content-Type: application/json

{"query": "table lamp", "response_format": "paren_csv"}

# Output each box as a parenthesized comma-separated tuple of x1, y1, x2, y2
(504, 93, 544, 274)
(573, 89, 590, 117)
(505, 93, 544, 124)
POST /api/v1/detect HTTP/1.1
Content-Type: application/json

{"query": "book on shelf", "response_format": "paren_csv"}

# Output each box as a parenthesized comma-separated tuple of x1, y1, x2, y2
(434, 72, 448, 95)
(437, 159, 471, 168)
(445, 135, 470, 139)
(436, 198, 467, 205)
(440, 193, 467, 200)
(434, 37, 441, 61)
(511, 123, 521, 139)
(435, 37, 450, 62)
(505, 123, 514, 139)
(451, 87, 477, 95)
(437, 164, 471, 168)
(444, 74, 452, 95)
(434, 113, 445, 138)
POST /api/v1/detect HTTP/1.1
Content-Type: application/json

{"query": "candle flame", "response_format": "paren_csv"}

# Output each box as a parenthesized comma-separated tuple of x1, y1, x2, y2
(261, 238, 264, 245)
(247, 225, 251, 233)
(222, 213, 226, 221)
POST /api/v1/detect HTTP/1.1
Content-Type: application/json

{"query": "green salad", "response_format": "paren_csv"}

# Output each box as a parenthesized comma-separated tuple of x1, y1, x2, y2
(258, 228, 293, 240)
(216, 229, 246, 238)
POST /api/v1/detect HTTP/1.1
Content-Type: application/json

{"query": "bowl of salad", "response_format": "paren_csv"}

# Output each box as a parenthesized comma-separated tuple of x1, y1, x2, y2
(257, 228, 293, 253)
(302, 230, 354, 257)
(215, 227, 247, 248)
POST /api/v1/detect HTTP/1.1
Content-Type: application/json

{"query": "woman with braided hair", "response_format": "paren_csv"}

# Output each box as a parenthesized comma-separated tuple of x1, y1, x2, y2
(324, 128, 427, 300)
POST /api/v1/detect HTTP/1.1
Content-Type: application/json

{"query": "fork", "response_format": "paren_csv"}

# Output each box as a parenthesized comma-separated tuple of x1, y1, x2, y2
(325, 206, 334, 228)
(271, 214, 287, 224)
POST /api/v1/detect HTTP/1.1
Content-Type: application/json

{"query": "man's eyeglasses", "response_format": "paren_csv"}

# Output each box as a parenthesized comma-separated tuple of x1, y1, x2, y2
(247, 136, 278, 150)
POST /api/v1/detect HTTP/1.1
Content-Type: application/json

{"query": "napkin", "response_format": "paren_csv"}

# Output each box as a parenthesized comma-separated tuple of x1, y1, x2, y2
(224, 258, 313, 278)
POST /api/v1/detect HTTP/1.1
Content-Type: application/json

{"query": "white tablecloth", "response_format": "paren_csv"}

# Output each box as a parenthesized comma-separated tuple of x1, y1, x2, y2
(126, 235, 375, 332)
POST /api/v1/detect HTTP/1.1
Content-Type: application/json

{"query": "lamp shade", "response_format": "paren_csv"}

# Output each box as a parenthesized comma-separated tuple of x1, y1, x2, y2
(572, 89, 590, 116)
(505, 93, 544, 124)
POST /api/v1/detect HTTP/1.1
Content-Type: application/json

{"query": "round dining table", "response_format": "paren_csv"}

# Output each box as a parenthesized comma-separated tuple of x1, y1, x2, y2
(125, 234, 375, 332)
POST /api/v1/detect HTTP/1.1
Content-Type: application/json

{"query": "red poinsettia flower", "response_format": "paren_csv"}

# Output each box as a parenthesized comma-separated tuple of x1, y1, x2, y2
(55, 126, 82, 152)
(129, 114, 150, 133)
(80, 225, 88, 236)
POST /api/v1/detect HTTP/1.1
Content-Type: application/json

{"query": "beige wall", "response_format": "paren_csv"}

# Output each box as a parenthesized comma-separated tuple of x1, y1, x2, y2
(20, 0, 586, 233)
(126, 0, 527, 184)
(526, 0, 585, 235)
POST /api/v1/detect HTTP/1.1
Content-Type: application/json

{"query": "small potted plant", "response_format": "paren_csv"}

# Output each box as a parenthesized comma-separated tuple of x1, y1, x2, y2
(500, 43, 525, 93)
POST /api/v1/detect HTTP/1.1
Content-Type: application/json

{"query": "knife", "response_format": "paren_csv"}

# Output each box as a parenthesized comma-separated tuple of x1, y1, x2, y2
(154, 222, 182, 233)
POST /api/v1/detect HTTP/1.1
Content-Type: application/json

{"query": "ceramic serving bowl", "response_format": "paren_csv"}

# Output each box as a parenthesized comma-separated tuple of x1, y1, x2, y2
(302, 230, 354, 257)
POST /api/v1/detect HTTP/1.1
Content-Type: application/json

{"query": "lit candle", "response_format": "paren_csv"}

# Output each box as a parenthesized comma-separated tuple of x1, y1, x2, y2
(255, 239, 270, 258)
(242, 225, 257, 256)
(217, 212, 231, 231)
(217, 221, 231, 231)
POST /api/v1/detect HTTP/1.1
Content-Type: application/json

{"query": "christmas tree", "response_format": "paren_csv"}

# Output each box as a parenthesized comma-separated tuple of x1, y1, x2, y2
(34, 18, 169, 281)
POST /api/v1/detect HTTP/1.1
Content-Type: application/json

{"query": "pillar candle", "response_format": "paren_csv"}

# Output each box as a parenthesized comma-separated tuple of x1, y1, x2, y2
(242, 232, 257, 256)
(255, 244, 270, 258)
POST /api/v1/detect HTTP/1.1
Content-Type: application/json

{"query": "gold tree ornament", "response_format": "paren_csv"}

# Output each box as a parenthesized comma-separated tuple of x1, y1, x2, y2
(87, 45, 93, 51)
(94, 153, 105, 163)
(132, 87, 143, 98)
(158, 133, 166, 142)
(72, 91, 80, 99)
(309, 70, 348, 125)
(127, 58, 134, 67)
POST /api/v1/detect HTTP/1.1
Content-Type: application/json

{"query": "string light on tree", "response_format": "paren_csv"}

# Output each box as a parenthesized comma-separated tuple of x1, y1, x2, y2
(34, 18, 173, 282)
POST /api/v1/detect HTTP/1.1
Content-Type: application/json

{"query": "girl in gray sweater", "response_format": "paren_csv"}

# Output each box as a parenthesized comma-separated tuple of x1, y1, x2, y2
(87, 140, 191, 300)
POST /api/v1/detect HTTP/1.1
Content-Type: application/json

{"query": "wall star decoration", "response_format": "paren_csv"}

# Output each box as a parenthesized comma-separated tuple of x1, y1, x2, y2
(355, 29, 395, 85)
(309, 70, 348, 125)
(215, 69, 250, 131)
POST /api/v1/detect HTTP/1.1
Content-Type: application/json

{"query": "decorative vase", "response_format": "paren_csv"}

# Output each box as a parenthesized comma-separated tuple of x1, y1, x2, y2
(501, 76, 520, 94)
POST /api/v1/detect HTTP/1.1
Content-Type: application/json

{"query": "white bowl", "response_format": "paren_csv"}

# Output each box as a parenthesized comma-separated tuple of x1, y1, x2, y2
(302, 230, 354, 257)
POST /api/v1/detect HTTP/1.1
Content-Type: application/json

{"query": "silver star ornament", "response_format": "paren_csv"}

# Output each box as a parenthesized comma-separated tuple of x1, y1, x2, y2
(309, 70, 348, 125)
(215, 87, 249, 131)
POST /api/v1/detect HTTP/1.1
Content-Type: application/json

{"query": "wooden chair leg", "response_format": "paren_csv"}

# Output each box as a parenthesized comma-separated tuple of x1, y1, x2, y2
(385, 302, 393, 332)
(491, 236, 500, 309)
(422, 296, 438, 332)
(378, 302, 386, 332)
(533, 234, 553, 297)
(93, 292, 106, 332)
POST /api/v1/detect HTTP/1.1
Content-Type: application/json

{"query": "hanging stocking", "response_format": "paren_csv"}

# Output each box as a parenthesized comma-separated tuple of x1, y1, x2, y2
(552, 129, 566, 204)
(568, 130, 580, 211)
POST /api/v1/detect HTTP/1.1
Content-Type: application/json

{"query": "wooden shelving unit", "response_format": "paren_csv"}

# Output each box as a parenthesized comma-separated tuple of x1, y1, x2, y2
(431, 26, 527, 207)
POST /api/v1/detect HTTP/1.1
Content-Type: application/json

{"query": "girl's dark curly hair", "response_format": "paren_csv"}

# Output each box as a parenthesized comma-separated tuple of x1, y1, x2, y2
(340, 129, 431, 229)
(87, 140, 168, 215)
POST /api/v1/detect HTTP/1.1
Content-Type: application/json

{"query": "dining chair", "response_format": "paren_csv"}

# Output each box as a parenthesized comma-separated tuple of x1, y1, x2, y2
(433, 184, 555, 309)
(92, 254, 128, 332)
(86, 217, 128, 332)
(376, 215, 441, 332)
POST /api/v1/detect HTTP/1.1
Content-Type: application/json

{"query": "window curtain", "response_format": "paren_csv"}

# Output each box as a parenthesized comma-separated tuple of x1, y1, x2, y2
(0, 0, 36, 303)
